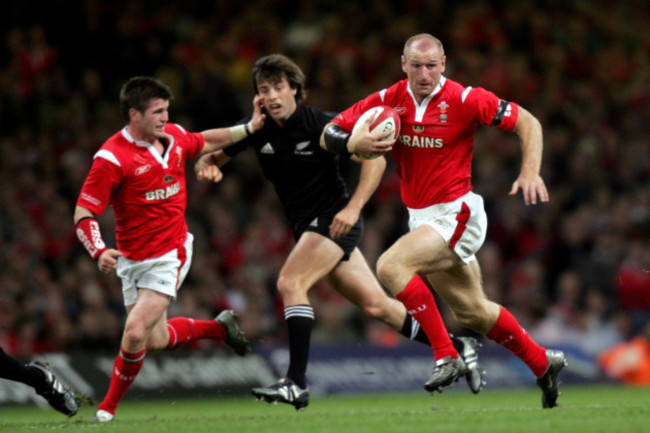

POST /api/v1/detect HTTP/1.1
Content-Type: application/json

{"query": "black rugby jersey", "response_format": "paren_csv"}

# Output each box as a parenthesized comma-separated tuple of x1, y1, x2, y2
(224, 104, 349, 230)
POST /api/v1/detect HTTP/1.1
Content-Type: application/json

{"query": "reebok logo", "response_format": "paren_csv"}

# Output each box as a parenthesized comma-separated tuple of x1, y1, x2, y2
(135, 164, 151, 175)
(434, 219, 451, 230)
(260, 143, 274, 154)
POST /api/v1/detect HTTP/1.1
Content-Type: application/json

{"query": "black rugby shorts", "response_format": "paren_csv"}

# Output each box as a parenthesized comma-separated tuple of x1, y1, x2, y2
(296, 213, 363, 261)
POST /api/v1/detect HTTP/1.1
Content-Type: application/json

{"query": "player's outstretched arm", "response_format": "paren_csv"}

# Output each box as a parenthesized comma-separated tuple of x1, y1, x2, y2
(200, 95, 266, 154)
(509, 106, 549, 206)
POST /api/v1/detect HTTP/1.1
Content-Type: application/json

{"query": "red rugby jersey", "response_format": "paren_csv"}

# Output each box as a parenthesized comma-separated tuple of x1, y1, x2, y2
(77, 123, 204, 260)
(334, 76, 518, 209)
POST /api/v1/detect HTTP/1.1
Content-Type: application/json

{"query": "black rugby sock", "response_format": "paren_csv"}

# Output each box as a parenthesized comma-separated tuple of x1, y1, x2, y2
(284, 305, 314, 389)
(400, 313, 431, 345)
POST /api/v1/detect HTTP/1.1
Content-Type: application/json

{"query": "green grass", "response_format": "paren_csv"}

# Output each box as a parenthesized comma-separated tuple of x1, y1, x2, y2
(0, 385, 648, 433)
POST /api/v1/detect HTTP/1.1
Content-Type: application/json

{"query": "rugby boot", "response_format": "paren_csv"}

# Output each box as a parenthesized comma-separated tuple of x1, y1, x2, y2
(29, 361, 78, 417)
(252, 378, 310, 410)
(455, 336, 486, 394)
(216, 310, 251, 356)
(424, 356, 466, 393)
(536, 349, 567, 408)
(93, 409, 114, 422)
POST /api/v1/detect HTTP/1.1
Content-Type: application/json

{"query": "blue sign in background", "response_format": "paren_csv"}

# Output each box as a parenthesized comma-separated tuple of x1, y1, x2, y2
(0, 341, 607, 408)
(258, 340, 605, 395)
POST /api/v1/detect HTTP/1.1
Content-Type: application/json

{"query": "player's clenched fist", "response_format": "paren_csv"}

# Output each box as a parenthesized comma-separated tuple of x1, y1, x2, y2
(196, 164, 224, 183)
(97, 249, 122, 274)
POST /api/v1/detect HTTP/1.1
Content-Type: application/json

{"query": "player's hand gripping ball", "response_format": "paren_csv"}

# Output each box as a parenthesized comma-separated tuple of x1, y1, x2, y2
(351, 105, 401, 159)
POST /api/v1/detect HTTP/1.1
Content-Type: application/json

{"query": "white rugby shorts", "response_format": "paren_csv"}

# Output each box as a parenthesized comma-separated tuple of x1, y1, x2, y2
(407, 191, 487, 264)
(116, 233, 194, 306)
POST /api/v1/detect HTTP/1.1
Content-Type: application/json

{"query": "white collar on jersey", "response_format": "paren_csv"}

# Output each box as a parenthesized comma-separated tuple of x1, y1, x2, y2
(121, 126, 172, 147)
(121, 127, 176, 168)
(407, 76, 446, 122)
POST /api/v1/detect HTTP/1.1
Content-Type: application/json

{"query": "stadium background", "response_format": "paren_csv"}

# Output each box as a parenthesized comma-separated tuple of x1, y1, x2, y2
(0, 0, 648, 405)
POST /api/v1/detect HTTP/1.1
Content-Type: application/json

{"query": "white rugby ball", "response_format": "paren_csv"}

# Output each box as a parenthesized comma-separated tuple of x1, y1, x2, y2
(351, 105, 401, 159)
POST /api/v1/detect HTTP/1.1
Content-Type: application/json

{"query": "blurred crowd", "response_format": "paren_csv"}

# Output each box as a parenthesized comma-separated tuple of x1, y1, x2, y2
(0, 0, 648, 361)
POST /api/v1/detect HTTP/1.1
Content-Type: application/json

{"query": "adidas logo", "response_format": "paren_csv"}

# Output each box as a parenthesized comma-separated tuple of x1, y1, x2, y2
(261, 143, 274, 154)
(309, 217, 318, 227)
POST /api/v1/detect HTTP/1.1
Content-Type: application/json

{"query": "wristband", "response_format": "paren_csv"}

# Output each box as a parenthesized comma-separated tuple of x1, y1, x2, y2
(75, 217, 108, 260)
(324, 124, 352, 156)
(229, 122, 253, 143)
(228, 124, 247, 143)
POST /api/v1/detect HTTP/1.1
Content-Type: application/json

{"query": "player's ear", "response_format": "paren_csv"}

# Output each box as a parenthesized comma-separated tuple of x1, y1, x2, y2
(128, 107, 141, 123)
(401, 55, 407, 73)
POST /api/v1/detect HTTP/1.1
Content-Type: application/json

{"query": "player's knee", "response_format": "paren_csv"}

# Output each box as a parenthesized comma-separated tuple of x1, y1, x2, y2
(376, 250, 399, 286)
(276, 275, 301, 299)
(122, 322, 149, 348)
(360, 301, 386, 321)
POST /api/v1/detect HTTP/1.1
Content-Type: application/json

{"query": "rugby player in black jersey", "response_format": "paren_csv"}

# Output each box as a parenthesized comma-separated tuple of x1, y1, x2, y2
(195, 54, 484, 409)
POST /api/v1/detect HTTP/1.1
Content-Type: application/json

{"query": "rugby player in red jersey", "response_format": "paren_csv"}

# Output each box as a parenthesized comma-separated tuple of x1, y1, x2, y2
(322, 34, 566, 408)
(74, 76, 264, 421)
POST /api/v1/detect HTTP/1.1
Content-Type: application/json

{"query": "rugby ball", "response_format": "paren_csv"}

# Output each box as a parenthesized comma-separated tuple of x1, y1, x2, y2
(351, 105, 401, 159)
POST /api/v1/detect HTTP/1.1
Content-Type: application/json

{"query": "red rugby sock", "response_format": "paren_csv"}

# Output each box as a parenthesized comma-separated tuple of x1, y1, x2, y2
(97, 348, 146, 415)
(166, 317, 226, 349)
(396, 276, 457, 360)
(487, 307, 548, 377)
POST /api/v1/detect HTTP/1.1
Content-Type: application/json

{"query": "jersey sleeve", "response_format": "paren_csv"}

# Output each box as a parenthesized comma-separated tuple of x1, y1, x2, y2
(318, 110, 337, 128)
(76, 154, 122, 216)
(186, 131, 205, 158)
(170, 123, 205, 158)
(462, 87, 518, 131)
(333, 92, 386, 132)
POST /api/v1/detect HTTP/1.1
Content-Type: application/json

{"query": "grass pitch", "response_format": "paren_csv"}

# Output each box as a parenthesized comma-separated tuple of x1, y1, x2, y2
(0, 384, 648, 433)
